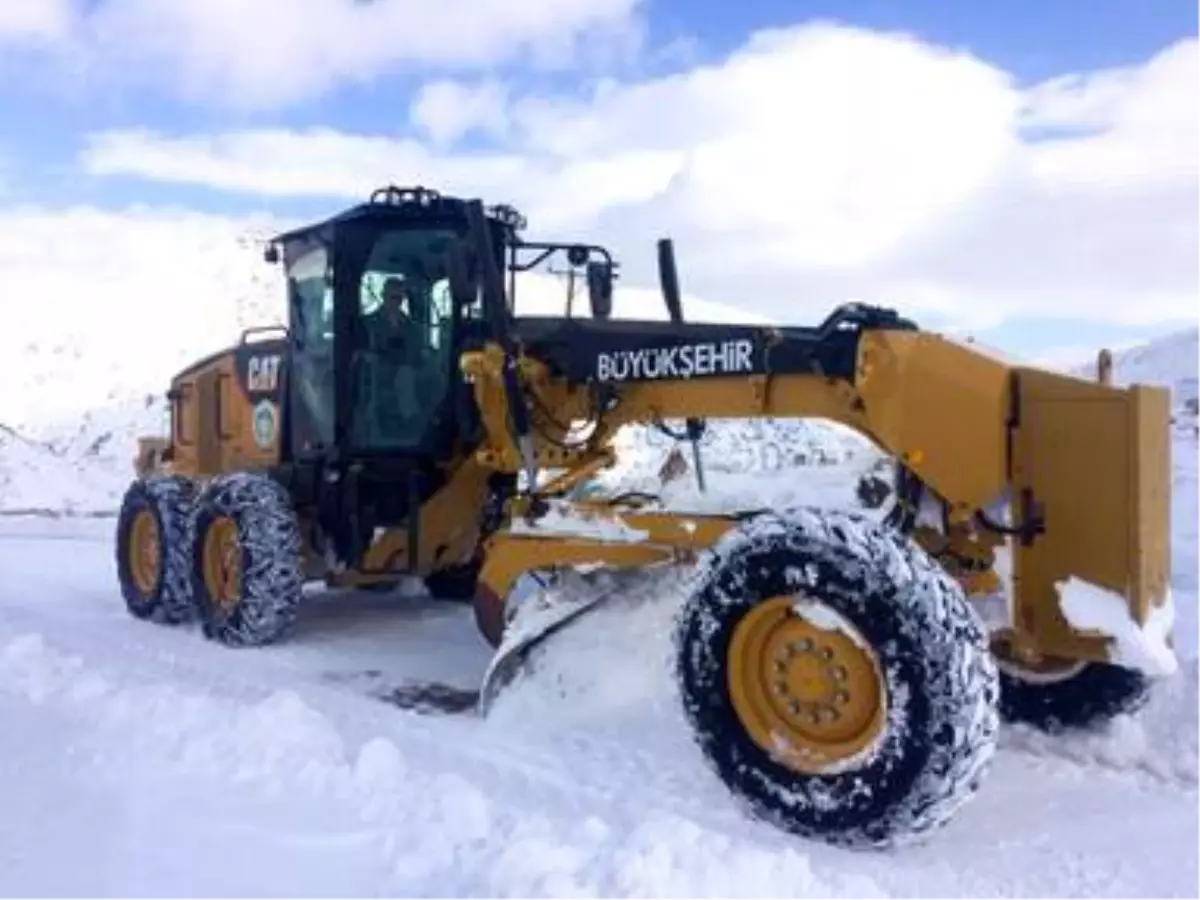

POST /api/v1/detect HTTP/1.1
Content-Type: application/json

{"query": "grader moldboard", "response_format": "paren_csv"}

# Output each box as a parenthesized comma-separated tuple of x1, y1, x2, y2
(118, 185, 1174, 849)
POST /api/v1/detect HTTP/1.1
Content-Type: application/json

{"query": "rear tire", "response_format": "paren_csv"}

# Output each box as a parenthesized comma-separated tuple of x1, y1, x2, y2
(425, 560, 480, 602)
(115, 475, 196, 624)
(191, 472, 303, 647)
(675, 507, 999, 849)
(994, 649, 1151, 731)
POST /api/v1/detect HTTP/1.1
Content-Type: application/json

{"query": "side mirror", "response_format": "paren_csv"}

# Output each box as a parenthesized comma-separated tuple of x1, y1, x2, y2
(586, 261, 614, 320)
(264, 243, 280, 264)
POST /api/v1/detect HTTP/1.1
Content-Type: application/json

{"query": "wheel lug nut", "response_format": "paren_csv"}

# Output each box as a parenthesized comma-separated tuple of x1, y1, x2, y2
(835, 690, 850, 704)
(820, 646, 834, 660)
(832, 666, 848, 681)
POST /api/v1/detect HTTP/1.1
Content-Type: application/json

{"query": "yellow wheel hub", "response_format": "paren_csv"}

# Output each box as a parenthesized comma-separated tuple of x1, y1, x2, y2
(728, 595, 887, 774)
(202, 516, 242, 612)
(128, 509, 161, 595)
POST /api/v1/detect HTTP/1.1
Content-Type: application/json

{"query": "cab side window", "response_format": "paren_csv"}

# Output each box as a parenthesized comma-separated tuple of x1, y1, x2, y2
(287, 244, 335, 448)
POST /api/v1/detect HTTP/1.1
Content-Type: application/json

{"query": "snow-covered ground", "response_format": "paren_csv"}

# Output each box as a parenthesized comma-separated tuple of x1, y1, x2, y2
(0, 417, 1196, 895)
(0, 233, 1196, 895)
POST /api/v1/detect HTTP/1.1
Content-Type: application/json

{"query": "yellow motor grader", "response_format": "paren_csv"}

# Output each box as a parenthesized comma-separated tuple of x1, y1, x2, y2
(116, 185, 1174, 849)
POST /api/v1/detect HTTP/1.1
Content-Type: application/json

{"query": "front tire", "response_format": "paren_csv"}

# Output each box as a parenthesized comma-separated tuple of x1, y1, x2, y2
(191, 472, 303, 647)
(675, 507, 999, 849)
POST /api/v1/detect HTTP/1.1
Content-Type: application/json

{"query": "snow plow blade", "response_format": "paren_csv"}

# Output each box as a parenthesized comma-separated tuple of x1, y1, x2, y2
(476, 575, 619, 715)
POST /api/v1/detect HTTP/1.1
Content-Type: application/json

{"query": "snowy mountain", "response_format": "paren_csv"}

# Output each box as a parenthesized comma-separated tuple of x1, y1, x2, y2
(0, 225, 865, 514)
(0, 425, 118, 516)
(2, 194, 1194, 515)
(0, 215, 268, 512)
(0, 209, 1193, 514)
(1071, 325, 1199, 430)
(0, 213, 283, 434)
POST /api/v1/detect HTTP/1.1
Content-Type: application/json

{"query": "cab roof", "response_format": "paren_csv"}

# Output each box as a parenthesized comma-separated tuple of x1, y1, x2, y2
(268, 185, 526, 247)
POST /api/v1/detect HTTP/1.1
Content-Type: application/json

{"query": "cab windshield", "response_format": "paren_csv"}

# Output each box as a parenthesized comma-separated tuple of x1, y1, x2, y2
(349, 226, 463, 450)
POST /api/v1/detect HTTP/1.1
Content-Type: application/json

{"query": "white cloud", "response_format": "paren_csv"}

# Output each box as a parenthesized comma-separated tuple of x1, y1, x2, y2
(1022, 38, 1197, 188)
(83, 129, 684, 235)
(0, 0, 643, 109)
(79, 25, 1198, 331)
(85, 128, 534, 202)
(1022, 65, 1143, 134)
(410, 81, 512, 146)
(0, 0, 72, 40)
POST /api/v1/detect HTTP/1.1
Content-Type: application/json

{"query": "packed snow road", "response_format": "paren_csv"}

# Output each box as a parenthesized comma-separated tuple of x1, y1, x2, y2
(0, 466, 1196, 897)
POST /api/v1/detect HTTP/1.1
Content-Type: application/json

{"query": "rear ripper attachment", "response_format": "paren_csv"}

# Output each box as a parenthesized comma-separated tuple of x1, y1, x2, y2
(116, 185, 1175, 852)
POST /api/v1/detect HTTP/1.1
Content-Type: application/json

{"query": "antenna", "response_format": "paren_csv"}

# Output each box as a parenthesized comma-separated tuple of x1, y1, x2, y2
(546, 262, 578, 318)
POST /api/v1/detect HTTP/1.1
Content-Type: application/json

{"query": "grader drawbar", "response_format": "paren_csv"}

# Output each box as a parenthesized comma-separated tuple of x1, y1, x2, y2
(116, 185, 1174, 849)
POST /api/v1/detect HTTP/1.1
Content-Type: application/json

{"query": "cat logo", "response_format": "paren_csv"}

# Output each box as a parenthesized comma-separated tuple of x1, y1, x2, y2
(252, 400, 277, 449)
(247, 354, 282, 393)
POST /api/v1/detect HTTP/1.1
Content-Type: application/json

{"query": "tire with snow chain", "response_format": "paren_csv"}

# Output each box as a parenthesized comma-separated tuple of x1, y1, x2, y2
(115, 474, 197, 624)
(674, 506, 1000, 849)
(994, 651, 1151, 732)
(190, 472, 304, 647)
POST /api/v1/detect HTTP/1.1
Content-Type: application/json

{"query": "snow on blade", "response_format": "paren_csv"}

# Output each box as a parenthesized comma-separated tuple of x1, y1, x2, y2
(506, 500, 651, 543)
(1057, 577, 1178, 677)
(483, 568, 691, 729)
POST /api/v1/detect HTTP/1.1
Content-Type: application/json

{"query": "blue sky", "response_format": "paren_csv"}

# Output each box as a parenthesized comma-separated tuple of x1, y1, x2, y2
(6, 0, 1195, 185)
(660, 0, 1197, 78)
(0, 0, 1195, 362)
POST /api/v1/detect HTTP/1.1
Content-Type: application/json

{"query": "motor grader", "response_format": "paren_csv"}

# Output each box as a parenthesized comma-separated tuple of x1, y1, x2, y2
(116, 185, 1174, 849)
